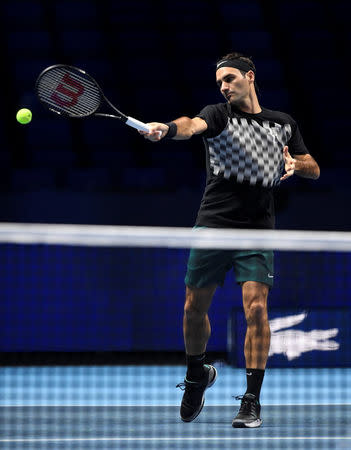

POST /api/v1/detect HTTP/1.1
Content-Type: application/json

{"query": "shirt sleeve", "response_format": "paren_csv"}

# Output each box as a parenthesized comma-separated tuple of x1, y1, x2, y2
(195, 103, 228, 138)
(288, 121, 309, 156)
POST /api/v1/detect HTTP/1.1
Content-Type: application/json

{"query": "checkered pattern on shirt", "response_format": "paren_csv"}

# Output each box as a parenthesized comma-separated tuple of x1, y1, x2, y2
(206, 117, 292, 187)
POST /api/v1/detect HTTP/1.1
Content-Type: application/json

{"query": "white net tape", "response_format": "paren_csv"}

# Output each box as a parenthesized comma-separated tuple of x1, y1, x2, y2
(0, 222, 350, 251)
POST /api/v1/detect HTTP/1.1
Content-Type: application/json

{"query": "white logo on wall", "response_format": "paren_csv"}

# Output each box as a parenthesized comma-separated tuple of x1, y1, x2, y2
(268, 312, 340, 361)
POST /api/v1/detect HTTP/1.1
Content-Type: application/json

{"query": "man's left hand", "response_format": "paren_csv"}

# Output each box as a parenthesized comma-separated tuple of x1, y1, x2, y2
(280, 146, 296, 182)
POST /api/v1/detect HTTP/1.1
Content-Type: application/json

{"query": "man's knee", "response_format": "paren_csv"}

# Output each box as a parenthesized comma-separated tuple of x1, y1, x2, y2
(184, 285, 216, 320)
(246, 299, 267, 326)
(242, 282, 269, 325)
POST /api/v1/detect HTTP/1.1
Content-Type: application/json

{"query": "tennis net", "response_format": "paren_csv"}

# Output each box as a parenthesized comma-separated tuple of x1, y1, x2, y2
(0, 223, 350, 449)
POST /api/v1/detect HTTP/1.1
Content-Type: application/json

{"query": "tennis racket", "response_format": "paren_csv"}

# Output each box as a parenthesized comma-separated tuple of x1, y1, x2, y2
(35, 64, 152, 132)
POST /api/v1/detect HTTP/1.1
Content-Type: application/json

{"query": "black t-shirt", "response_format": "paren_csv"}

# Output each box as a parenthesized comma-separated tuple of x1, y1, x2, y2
(195, 103, 309, 229)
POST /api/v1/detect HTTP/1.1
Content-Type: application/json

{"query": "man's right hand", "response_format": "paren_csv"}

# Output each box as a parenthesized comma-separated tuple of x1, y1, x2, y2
(138, 122, 169, 141)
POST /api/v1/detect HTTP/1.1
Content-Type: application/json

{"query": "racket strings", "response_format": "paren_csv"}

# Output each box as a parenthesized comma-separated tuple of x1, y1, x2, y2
(39, 82, 99, 114)
(37, 67, 101, 117)
(38, 81, 99, 115)
(41, 86, 96, 109)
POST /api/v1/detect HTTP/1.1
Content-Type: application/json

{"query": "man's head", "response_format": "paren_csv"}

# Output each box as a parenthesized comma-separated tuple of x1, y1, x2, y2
(216, 52, 258, 105)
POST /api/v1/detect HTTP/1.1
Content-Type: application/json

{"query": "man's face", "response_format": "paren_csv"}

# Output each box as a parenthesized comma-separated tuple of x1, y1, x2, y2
(216, 67, 251, 104)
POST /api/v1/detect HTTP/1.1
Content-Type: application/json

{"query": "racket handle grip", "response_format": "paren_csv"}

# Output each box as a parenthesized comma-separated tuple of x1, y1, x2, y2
(126, 116, 150, 132)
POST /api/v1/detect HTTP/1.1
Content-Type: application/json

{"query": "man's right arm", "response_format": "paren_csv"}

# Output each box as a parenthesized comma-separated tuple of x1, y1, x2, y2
(140, 117, 208, 142)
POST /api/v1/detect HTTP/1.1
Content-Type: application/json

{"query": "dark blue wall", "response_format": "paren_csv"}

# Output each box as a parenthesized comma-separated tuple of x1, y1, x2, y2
(1, 243, 350, 352)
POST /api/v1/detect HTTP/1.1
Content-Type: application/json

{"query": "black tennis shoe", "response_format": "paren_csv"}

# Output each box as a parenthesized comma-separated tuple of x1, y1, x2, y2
(176, 364, 217, 422)
(232, 393, 262, 428)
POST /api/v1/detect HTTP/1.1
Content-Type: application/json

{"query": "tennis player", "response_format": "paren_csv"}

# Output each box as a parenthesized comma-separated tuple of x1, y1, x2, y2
(140, 52, 320, 428)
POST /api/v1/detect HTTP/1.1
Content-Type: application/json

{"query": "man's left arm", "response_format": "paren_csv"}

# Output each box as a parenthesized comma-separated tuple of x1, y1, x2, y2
(281, 146, 320, 182)
(294, 152, 320, 179)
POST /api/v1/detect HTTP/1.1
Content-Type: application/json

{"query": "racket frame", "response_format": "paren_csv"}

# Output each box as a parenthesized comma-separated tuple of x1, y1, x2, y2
(35, 64, 150, 132)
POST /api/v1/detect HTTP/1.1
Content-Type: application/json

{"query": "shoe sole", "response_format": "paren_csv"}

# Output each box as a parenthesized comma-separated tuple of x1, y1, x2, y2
(180, 366, 217, 423)
(232, 418, 262, 428)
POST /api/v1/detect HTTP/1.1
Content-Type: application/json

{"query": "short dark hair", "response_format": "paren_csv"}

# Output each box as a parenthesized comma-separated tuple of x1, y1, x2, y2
(217, 52, 259, 93)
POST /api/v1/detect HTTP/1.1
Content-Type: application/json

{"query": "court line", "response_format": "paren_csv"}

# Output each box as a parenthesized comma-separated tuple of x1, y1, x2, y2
(1, 403, 351, 407)
(1, 437, 351, 443)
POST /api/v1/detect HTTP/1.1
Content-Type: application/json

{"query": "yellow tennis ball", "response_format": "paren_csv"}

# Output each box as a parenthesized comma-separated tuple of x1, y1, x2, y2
(16, 108, 32, 124)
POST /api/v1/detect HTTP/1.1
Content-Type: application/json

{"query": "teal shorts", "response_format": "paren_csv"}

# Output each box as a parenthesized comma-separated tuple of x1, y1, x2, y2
(184, 247, 274, 289)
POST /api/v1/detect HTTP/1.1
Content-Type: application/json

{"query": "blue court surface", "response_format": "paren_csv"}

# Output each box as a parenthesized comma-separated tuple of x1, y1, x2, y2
(1, 365, 350, 449)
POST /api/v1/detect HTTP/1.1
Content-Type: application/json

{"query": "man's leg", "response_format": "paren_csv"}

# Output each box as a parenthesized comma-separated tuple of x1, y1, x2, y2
(177, 284, 218, 422)
(232, 281, 270, 428)
(242, 281, 270, 371)
(183, 284, 216, 356)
